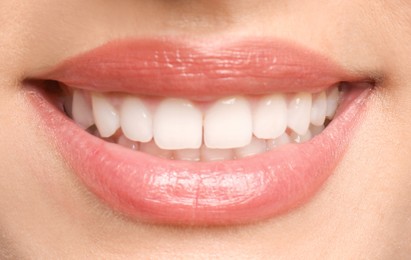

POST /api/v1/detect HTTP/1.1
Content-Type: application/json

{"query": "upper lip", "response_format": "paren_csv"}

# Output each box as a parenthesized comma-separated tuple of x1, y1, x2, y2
(38, 38, 367, 99)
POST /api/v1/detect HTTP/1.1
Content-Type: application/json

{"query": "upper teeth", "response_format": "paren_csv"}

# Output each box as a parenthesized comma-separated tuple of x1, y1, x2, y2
(287, 92, 312, 135)
(253, 94, 288, 139)
(91, 94, 120, 137)
(154, 98, 203, 150)
(204, 96, 253, 149)
(120, 97, 153, 143)
(69, 87, 341, 158)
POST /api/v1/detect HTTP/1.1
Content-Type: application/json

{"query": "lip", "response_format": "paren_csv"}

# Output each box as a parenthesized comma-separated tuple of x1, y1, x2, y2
(27, 38, 373, 225)
(39, 38, 365, 100)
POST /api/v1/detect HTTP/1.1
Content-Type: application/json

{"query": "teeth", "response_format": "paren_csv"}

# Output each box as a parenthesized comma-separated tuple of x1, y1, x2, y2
(291, 130, 312, 144)
(326, 87, 340, 118)
(235, 137, 267, 159)
(267, 133, 292, 150)
(201, 146, 235, 161)
(120, 97, 153, 142)
(154, 98, 202, 150)
(70, 86, 342, 161)
(72, 90, 94, 129)
(91, 93, 120, 137)
(287, 92, 312, 135)
(310, 124, 325, 136)
(140, 141, 173, 159)
(117, 135, 139, 150)
(204, 96, 252, 149)
(174, 149, 201, 162)
(253, 94, 288, 139)
(310, 92, 327, 126)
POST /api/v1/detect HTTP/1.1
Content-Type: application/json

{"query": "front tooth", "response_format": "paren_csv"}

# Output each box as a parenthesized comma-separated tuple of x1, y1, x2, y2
(92, 93, 120, 137)
(267, 133, 291, 150)
(120, 97, 153, 142)
(72, 90, 94, 129)
(153, 98, 202, 150)
(204, 97, 252, 149)
(140, 141, 172, 159)
(253, 94, 288, 139)
(174, 149, 200, 162)
(288, 92, 312, 135)
(235, 137, 267, 159)
(117, 135, 139, 151)
(310, 92, 327, 126)
(201, 147, 235, 161)
(326, 87, 339, 118)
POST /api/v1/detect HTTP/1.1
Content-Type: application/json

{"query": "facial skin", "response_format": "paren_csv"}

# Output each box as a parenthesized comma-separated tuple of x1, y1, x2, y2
(1, 0, 411, 258)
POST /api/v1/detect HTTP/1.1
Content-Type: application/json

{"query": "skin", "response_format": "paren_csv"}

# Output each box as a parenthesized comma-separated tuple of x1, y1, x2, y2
(1, 0, 411, 258)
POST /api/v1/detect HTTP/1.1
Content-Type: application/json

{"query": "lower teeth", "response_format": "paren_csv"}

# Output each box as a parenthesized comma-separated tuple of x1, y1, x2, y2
(85, 125, 325, 162)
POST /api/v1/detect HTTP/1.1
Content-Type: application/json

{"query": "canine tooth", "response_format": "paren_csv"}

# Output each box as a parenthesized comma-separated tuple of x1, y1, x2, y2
(310, 92, 327, 126)
(291, 130, 312, 143)
(310, 124, 325, 136)
(117, 135, 139, 150)
(326, 87, 339, 118)
(201, 147, 235, 161)
(288, 92, 312, 135)
(92, 93, 120, 137)
(120, 97, 153, 142)
(267, 133, 291, 150)
(204, 97, 252, 149)
(174, 149, 201, 162)
(235, 137, 266, 158)
(72, 90, 94, 129)
(253, 94, 287, 139)
(154, 98, 202, 150)
(140, 141, 173, 159)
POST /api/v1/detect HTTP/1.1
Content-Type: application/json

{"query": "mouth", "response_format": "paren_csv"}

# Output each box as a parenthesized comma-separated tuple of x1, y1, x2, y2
(25, 38, 375, 225)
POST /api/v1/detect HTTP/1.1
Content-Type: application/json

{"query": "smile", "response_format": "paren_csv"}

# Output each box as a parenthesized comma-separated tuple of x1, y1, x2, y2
(26, 38, 374, 225)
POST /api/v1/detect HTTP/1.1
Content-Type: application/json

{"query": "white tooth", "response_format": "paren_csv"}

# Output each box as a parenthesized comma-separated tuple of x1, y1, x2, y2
(72, 90, 94, 129)
(288, 92, 312, 135)
(253, 94, 288, 139)
(310, 124, 325, 136)
(326, 87, 340, 119)
(120, 97, 153, 142)
(291, 130, 312, 144)
(267, 133, 291, 150)
(92, 93, 120, 137)
(310, 92, 327, 126)
(117, 135, 139, 151)
(201, 147, 235, 161)
(140, 141, 172, 159)
(235, 137, 266, 159)
(154, 98, 202, 150)
(204, 97, 252, 149)
(174, 149, 200, 162)
(64, 95, 73, 118)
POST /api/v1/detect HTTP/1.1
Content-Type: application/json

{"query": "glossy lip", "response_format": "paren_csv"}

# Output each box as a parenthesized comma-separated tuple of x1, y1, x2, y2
(39, 38, 365, 100)
(27, 38, 373, 225)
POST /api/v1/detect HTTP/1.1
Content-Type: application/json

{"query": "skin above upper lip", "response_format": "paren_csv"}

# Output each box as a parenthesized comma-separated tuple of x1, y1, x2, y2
(27, 38, 373, 225)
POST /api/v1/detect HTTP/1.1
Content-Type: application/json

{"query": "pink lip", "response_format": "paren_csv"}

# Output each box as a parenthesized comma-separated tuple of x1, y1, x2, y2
(29, 38, 372, 225)
(41, 38, 363, 99)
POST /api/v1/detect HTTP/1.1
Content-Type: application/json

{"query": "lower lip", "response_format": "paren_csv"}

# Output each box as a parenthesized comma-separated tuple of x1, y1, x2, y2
(28, 87, 370, 225)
